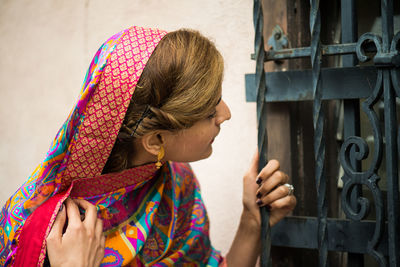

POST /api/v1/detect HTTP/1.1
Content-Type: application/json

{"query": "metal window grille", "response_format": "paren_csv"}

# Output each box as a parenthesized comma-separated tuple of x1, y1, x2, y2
(247, 0, 399, 266)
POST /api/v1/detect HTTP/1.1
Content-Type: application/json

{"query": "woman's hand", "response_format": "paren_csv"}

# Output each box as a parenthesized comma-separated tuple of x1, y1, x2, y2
(242, 152, 297, 228)
(226, 153, 297, 267)
(46, 198, 105, 267)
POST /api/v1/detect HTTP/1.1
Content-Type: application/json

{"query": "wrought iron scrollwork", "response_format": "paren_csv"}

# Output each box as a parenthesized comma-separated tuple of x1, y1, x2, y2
(339, 31, 400, 267)
(251, 0, 399, 264)
(341, 137, 372, 220)
(356, 33, 383, 63)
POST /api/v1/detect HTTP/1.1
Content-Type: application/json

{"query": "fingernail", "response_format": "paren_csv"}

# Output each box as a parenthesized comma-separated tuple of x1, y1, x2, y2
(256, 192, 262, 199)
(256, 178, 262, 185)
(256, 199, 262, 206)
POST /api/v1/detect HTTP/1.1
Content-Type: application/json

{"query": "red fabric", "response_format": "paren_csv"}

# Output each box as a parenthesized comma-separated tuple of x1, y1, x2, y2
(11, 163, 156, 266)
(13, 191, 70, 267)
(70, 163, 158, 198)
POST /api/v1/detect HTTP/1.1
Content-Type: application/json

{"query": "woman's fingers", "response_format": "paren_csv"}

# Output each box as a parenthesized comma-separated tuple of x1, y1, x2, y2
(97, 219, 106, 252)
(255, 159, 280, 185)
(242, 157, 297, 228)
(95, 217, 104, 237)
(73, 198, 98, 228)
(257, 184, 293, 207)
(65, 198, 82, 225)
(268, 195, 297, 226)
(46, 198, 105, 267)
(269, 195, 297, 211)
(46, 204, 66, 244)
(248, 151, 259, 176)
(256, 169, 289, 198)
(95, 217, 103, 232)
(254, 159, 292, 208)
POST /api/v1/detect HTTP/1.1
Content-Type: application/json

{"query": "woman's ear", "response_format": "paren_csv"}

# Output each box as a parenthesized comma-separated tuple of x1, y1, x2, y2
(141, 132, 164, 156)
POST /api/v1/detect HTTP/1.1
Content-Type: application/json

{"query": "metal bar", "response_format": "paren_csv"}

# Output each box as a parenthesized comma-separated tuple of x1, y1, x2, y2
(341, 0, 363, 265)
(309, 1, 328, 266)
(322, 43, 358, 56)
(384, 70, 399, 267)
(264, 43, 357, 61)
(245, 66, 377, 102)
(381, 0, 394, 53)
(265, 46, 312, 60)
(253, 0, 272, 266)
(254, 41, 379, 62)
(246, 1, 400, 266)
(381, 0, 400, 266)
(271, 216, 389, 255)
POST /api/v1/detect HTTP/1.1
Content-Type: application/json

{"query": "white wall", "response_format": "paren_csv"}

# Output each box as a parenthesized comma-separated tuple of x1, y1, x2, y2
(0, 0, 257, 254)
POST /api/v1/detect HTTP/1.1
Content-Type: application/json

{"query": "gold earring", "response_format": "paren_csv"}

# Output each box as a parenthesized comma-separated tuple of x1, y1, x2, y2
(155, 145, 165, 169)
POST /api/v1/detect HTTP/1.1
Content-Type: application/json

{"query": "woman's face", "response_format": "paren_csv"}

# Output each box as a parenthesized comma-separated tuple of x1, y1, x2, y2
(163, 99, 231, 162)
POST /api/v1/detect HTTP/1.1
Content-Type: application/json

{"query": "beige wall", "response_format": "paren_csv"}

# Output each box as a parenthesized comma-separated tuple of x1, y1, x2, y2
(0, 0, 257, 254)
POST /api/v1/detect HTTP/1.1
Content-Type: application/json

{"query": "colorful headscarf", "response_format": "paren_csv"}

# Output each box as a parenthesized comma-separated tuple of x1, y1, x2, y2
(0, 26, 222, 266)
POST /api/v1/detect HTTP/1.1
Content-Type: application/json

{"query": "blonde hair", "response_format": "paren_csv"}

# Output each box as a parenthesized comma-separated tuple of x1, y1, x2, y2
(103, 29, 224, 173)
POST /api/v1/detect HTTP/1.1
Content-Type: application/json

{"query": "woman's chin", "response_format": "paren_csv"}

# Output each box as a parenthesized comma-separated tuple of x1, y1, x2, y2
(199, 147, 213, 161)
(188, 149, 213, 163)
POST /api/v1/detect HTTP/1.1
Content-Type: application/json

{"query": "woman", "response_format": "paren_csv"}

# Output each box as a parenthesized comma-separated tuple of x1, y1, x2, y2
(0, 26, 296, 266)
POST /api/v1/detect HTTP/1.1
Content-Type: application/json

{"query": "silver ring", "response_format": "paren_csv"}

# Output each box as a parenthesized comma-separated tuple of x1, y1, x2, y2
(283, 183, 294, 196)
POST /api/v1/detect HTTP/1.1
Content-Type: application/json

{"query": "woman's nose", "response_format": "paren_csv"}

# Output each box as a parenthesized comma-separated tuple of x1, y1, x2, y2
(216, 100, 231, 125)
